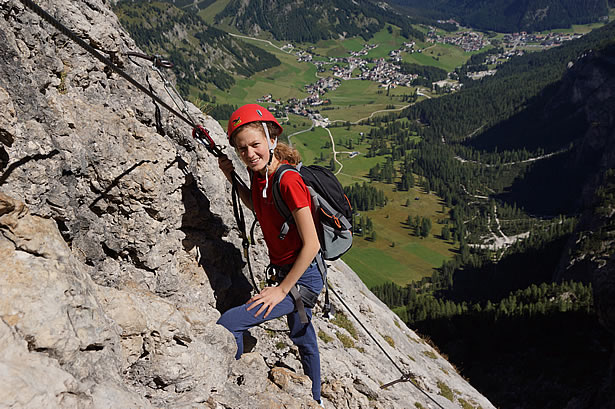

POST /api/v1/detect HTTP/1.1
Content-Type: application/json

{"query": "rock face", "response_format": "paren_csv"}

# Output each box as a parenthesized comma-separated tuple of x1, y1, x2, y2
(0, 0, 494, 408)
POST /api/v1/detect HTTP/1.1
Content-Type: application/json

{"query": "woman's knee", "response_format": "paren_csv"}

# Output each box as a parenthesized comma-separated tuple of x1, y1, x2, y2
(217, 305, 247, 332)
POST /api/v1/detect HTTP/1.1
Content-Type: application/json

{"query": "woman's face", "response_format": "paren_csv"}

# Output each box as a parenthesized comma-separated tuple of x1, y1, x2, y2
(234, 126, 273, 175)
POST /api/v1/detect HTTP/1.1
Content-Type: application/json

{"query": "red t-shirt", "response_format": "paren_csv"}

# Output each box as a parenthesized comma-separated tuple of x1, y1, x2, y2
(252, 167, 312, 265)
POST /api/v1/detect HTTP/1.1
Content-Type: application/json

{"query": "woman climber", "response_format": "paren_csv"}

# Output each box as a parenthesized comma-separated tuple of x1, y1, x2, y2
(216, 104, 325, 407)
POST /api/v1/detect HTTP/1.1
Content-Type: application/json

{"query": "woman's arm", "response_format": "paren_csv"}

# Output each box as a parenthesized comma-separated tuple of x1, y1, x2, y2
(247, 205, 320, 318)
(218, 154, 253, 210)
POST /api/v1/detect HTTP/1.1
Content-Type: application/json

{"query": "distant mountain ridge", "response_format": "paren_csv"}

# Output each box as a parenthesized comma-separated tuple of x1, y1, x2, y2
(214, 0, 425, 42)
(113, 1, 280, 94)
(387, 0, 609, 32)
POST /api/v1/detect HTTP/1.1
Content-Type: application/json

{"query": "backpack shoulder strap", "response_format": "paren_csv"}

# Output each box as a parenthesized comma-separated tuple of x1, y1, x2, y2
(272, 163, 300, 240)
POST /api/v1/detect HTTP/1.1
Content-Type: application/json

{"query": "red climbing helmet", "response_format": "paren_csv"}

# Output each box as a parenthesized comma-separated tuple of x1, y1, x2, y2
(227, 104, 283, 146)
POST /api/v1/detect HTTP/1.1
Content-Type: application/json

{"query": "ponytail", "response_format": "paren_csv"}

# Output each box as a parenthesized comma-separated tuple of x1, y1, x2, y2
(274, 142, 301, 165)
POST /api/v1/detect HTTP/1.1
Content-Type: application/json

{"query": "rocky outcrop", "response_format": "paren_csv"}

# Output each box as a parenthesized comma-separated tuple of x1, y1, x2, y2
(0, 0, 494, 408)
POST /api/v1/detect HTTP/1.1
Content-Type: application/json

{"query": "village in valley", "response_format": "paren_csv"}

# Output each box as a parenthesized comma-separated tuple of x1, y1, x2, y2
(257, 21, 589, 122)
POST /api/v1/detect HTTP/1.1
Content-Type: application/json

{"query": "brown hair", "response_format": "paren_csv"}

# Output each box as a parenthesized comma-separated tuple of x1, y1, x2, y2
(274, 142, 301, 165)
(232, 121, 301, 165)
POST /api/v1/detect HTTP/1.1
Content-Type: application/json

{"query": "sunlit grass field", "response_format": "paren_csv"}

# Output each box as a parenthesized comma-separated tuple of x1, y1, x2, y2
(208, 47, 315, 106)
(343, 179, 456, 288)
(290, 121, 456, 288)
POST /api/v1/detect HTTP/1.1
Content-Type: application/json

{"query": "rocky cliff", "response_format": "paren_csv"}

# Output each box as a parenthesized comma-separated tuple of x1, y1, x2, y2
(0, 0, 494, 408)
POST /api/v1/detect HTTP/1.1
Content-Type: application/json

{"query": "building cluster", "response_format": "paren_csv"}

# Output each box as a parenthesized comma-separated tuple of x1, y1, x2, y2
(349, 43, 378, 57)
(305, 76, 340, 95)
(465, 49, 524, 79)
(389, 42, 416, 62)
(432, 79, 463, 92)
(296, 50, 313, 62)
(502, 31, 584, 48)
(256, 94, 283, 104)
(325, 56, 418, 87)
(437, 18, 460, 27)
(303, 76, 340, 106)
(256, 77, 338, 120)
(427, 30, 490, 52)
(358, 58, 417, 87)
(466, 70, 497, 80)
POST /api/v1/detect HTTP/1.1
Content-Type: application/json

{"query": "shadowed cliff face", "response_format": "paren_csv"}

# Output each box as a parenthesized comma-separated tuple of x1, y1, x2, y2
(0, 0, 497, 408)
(551, 46, 615, 323)
(551, 46, 615, 409)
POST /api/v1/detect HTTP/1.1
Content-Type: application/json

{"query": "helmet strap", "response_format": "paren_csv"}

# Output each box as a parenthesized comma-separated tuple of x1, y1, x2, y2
(262, 122, 277, 198)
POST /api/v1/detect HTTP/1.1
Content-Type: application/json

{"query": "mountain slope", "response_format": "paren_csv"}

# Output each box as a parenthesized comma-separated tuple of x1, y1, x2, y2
(372, 29, 615, 409)
(402, 21, 615, 215)
(113, 0, 280, 94)
(387, 0, 609, 32)
(214, 0, 425, 42)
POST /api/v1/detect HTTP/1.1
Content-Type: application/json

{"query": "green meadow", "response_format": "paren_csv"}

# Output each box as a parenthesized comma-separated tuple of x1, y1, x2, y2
(342, 179, 456, 288)
(198, 0, 234, 30)
(402, 43, 475, 72)
(208, 47, 316, 107)
(365, 27, 409, 59)
(290, 121, 456, 288)
(289, 126, 332, 165)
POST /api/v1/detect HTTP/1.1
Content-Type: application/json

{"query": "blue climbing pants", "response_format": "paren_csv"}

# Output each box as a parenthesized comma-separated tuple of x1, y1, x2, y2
(217, 261, 323, 401)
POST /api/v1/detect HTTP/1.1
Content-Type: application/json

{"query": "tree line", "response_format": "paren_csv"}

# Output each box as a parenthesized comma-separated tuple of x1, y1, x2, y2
(215, 0, 425, 43)
(346, 182, 387, 211)
(390, 0, 608, 33)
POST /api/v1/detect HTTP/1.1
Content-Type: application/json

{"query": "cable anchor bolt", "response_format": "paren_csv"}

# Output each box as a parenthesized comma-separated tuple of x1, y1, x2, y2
(380, 372, 415, 390)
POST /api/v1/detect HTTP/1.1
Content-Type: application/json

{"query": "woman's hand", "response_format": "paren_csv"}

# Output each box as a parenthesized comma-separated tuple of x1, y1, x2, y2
(218, 154, 234, 181)
(246, 286, 288, 319)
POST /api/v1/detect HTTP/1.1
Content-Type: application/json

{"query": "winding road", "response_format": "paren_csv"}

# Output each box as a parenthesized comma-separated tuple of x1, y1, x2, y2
(228, 33, 293, 54)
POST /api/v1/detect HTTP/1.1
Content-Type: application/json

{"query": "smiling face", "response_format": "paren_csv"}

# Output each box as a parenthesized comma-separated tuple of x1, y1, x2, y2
(233, 125, 277, 176)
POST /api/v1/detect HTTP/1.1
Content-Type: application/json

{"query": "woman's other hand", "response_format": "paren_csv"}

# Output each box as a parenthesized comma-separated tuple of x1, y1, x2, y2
(218, 154, 234, 181)
(246, 286, 288, 319)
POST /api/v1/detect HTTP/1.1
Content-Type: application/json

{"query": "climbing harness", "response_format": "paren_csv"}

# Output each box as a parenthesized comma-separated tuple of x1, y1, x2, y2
(17, 2, 449, 406)
(17, 0, 260, 291)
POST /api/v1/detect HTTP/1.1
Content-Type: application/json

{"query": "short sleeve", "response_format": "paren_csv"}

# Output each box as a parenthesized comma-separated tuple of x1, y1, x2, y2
(279, 170, 311, 213)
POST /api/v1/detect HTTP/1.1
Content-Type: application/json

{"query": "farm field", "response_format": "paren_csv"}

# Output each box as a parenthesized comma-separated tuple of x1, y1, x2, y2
(208, 47, 315, 108)
(402, 43, 478, 72)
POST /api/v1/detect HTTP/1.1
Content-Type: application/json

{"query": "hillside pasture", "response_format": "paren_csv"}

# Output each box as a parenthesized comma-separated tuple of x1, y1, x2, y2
(209, 45, 314, 105)
(289, 126, 332, 165)
(365, 26, 408, 59)
(198, 0, 234, 28)
(343, 179, 455, 288)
